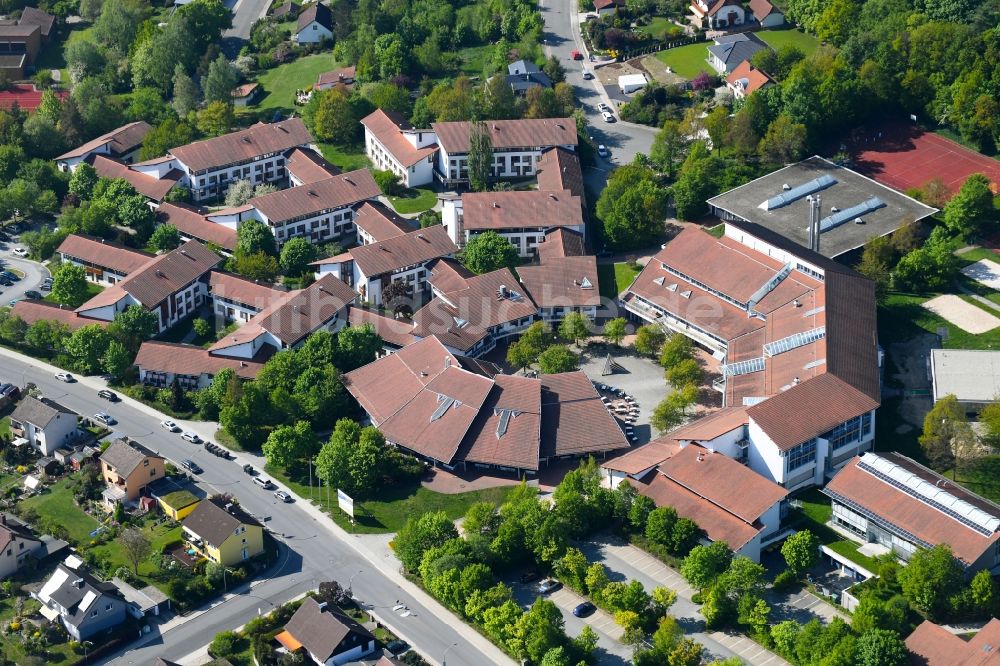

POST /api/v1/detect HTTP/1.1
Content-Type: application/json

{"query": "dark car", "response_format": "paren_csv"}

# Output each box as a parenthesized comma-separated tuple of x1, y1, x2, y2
(385, 640, 410, 656)
(98, 389, 119, 401)
(243, 464, 257, 475)
(572, 601, 596, 617)
(0, 278, 11, 287)
(519, 569, 541, 584)
(1, 271, 19, 281)
(23, 290, 41, 299)
(180, 459, 203, 474)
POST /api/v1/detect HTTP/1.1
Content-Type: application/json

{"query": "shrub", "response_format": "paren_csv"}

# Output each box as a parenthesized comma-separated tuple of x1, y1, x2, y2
(209, 630, 240, 657)
(772, 570, 800, 592)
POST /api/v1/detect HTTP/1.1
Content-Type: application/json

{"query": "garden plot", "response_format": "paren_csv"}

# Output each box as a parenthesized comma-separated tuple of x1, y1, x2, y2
(923, 294, 1000, 334)
(962, 259, 1000, 291)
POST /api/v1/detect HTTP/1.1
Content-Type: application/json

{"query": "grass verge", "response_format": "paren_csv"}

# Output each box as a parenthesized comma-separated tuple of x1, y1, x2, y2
(388, 188, 437, 214)
(44, 280, 104, 306)
(317, 142, 371, 171)
(655, 42, 713, 79)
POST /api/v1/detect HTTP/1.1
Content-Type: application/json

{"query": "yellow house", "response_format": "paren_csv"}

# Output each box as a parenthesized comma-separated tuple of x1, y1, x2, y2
(157, 490, 200, 521)
(99, 438, 166, 506)
(181, 498, 264, 566)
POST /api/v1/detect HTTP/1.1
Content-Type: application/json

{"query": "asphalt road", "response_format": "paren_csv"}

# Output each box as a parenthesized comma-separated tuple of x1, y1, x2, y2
(538, 0, 657, 177)
(0, 350, 508, 666)
(222, 0, 272, 54)
(0, 251, 50, 305)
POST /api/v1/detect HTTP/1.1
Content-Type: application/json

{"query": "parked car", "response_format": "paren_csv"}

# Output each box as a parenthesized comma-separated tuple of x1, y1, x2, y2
(597, 102, 610, 112)
(582, 68, 593, 80)
(179, 459, 203, 474)
(92, 412, 116, 426)
(55, 372, 74, 382)
(597, 144, 609, 158)
(601, 111, 615, 123)
(181, 431, 201, 443)
(274, 490, 293, 503)
(161, 419, 181, 432)
(23, 290, 41, 299)
(519, 569, 541, 584)
(385, 640, 410, 656)
(11, 247, 27, 257)
(537, 578, 561, 594)
(98, 389, 119, 401)
(0, 278, 11, 287)
(242, 464, 257, 475)
(573, 601, 596, 617)
(7, 299, 17, 307)
(571, 49, 583, 60)
(253, 477, 274, 489)
(39, 282, 51, 291)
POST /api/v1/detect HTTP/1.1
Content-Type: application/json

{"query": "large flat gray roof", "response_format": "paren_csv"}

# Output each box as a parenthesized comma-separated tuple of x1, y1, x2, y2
(931, 349, 1000, 404)
(707, 156, 937, 258)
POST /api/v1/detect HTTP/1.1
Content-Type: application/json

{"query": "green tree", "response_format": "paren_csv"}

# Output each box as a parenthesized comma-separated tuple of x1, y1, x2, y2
(659, 333, 693, 370)
(467, 120, 493, 192)
(149, 224, 181, 252)
(970, 568, 997, 614)
(918, 394, 967, 472)
(65, 324, 114, 374)
(898, 544, 964, 617)
(279, 237, 318, 276)
(334, 324, 383, 371)
(633, 324, 666, 357)
(50, 263, 90, 308)
(24, 319, 69, 353)
(172, 64, 201, 117)
(651, 393, 685, 433)
(310, 89, 359, 144)
(781, 529, 820, 575)
(855, 629, 907, 666)
(557, 312, 590, 347)
(537, 345, 579, 374)
(101, 340, 133, 380)
(645, 506, 678, 547)
(681, 541, 732, 590)
(597, 164, 669, 249)
(511, 598, 566, 664)
(348, 427, 385, 496)
(395, 511, 460, 573)
(603, 317, 628, 346)
(316, 418, 358, 495)
(943, 173, 994, 237)
(758, 114, 807, 165)
(197, 101, 235, 136)
(202, 54, 238, 105)
(461, 231, 518, 274)
(650, 119, 687, 177)
(68, 163, 99, 200)
(666, 357, 702, 388)
(236, 219, 278, 256)
(140, 118, 197, 160)
(110, 305, 159, 353)
(262, 420, 315, 469)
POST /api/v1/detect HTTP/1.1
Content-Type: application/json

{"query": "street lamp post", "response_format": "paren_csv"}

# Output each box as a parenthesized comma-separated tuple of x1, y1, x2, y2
(348, 570, 361, 597)
(443, 642, 457, 666)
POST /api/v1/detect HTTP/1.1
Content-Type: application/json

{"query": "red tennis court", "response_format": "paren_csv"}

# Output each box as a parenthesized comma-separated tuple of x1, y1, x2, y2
(846, 122, 1000, 196)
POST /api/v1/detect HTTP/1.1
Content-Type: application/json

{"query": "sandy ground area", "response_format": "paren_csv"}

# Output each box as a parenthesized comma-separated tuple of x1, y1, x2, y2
(923, 294, 1000, 334)
(962, 259, 1000, 291)
(638, 55, 687, 86)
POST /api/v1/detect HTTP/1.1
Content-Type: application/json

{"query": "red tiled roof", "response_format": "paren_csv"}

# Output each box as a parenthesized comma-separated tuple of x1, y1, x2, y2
(905, 619, 1000, 666)
(89, 155, 178, 202)
(348, 224, 457, 278)
(10, 300, 108, 331)
(135, 341, 266, 380)
(458, 374, 542, 470)
(460, 190, 584, 232)
(157, 203, 238, 252)
(169, 119, 312, 173)
(749, 0, 779, 20)
(537, 228, 585, 261)
(232, 83, 259, 99)
(431, 118, 578, 154)
(285, 147, 341, 184)
(347, 306, 418, 348)
(536, 147, 585, 202)
(353, 201, 413, 242)
(209, 270, 284, 309)
(57, 233, 154, 276)
(726, 60, 773, 95)
(519, 256, 600, 308)
(360, 109, 438, 168)
(594, 0, 626, 8)
(539, 371, 629, 459)
(57, 121, 151, 161)
(0, 84, 66, 111)
(317, 66, 356, 87)
(426, 258, 475, 295)
(250, 169, 380, 224)
(254, 274, 356, 346)
(603, 437, 682, 475)
(705, 0, 743, 16)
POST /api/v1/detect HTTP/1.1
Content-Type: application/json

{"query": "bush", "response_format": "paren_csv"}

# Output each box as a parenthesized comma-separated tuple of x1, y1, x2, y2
(772, 570, 800, 592)
(209, 630, 240, 657)
(373, 169, 403, 196)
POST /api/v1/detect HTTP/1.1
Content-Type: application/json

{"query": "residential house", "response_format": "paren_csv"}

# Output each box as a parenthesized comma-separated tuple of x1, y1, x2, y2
(536, 147, 586, 206)
(17, 7, 55, 43)
(823, 452, 1000, 575)
(99, 437, 166, 506)
(315, 66, 356, 91)
(593, 0, 627, 17)
(10, 299, 109, 331)
(88, 154, 181, 203)
(154, 490, 200, 521)
(135, 340, 269, 389)
(505, 60, 552, 96)
(129, 118, 313, 202)
(0, 514, 43, 579)
(344, 336, 629, 474)
(905, 618, 1000, 666)
(353, 200, 414, 246)
(270, 0, 298, 20)
(56, 121, 151, 172)
(57, 233, 155, 285)
(156, 203, 239, 254)
(209, 270, 286, 324)
(74, 240, 222, 333)
(691, 0, 746, 30)
(432, 117, 578, 185)
(35, 557, 128, 640)
(232, 83, 261, 107)
(243, 168, 381, 245)
(0, 23, 40, 79)
(361, 109, 438, 188)
(725, 60, 773, 100)
(181, 498, 264, 565)
(518, 253, 600, 323)
(604, 442, 788, 562)
(621, 223, 879, 491)
(10, 396, 79, 456)
(749, 0, 784, 27)
(441, 189, 585, 256)
(707, 33, 767, 74)
(311, 224, 457, 307)
(275, 597, 377, 665)
(286, 147, 341, 186)
(295, 2, 333, 43)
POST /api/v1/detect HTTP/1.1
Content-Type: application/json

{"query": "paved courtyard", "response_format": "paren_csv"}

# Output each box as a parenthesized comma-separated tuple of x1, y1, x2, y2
(578, 344, 667, 444)
(923, 294, 1000, 334)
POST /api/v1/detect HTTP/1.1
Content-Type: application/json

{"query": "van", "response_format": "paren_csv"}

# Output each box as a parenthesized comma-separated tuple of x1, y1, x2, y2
(253, 477, 273, 489)
(582, 68, 593, 80)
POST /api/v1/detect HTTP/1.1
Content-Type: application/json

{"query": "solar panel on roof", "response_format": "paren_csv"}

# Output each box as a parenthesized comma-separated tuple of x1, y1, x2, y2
(819, 197, 885, 232)
(762, 174, 836, 210)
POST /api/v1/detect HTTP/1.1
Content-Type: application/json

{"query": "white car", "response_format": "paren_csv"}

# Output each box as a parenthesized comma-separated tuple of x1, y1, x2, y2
(274, 490, 293, 503)
(597, 144, 609, 158)
(54, 372, 74, 383)
(181, 431, 201, 443)
(93, 412, 116, 426)
(597, 102, 610, 112)
(601, 111, 615, 123)
(161, 420, 181, 432)
(11, 247, 27, 257)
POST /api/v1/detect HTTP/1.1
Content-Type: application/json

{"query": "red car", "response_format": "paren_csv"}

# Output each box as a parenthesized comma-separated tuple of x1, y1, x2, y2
(571, 49, 583, 60)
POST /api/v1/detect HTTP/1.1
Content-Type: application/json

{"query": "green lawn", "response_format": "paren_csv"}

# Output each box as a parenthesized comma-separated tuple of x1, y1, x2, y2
(957, 247, 1000, 264)
(256, 54, 341, 113)
(597, 261, 642, 300)
(388, 188, 437, 214)
(880, 291, 1000, 350)
(90, 520, 183, 584)
(267, 465, 519, 534)
(792, 489, 880, 573)
(638, 17, 683, 41)
(317, 142, 372, 172)
(706, 223, 725, 238)
(458, 45, 492, 78)
(19, 477, 100, 546)
(757, 28, 821, 56)
(44, 280, 104, 307)
(655, 42, 713, 80)
(37, 23, 96, 84)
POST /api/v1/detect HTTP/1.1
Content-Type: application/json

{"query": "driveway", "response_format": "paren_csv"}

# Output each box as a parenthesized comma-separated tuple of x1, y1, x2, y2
(577, 535, 790, 666)
(222, 0, 271, 53)
(0, 251, 51, 305)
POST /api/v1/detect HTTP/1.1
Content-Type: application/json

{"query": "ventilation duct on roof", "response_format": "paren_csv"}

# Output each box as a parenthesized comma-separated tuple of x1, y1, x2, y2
(820, 198, 884, 232)
(431, 396, 456, 422)
(762, 174, 837, 210)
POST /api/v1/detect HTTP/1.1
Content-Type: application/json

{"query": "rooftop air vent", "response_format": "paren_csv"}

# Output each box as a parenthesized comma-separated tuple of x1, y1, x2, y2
(580, 276, 593, 289)
(854, 217, 865, 224)
(831, 206, 839, 213)
(242, 136, 252, 143)
(308, 190, 318, 197)
(493, 202, 499, 208)
(782, 183, 790, 190)
(345, 177, 355, 185)
(155, 269, 164, 277)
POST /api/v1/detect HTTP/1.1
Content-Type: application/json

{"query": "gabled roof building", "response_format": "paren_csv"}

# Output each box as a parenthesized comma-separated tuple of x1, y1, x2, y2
(905, 618, 1000, 665)
(276, 597, 377, 665)
(57, 234, 155, 285)
(35, 558, 128, 640)
(56, 121, 151, 172)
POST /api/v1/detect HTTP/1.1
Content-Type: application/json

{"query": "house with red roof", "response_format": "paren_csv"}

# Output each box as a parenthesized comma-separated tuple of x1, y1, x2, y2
(906, 618, 1000, 665)
(0, 84, 67, 111)
(360, 109, 438, 188)
(726, 60, 773, 100)
(690, 0, 746, 30)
